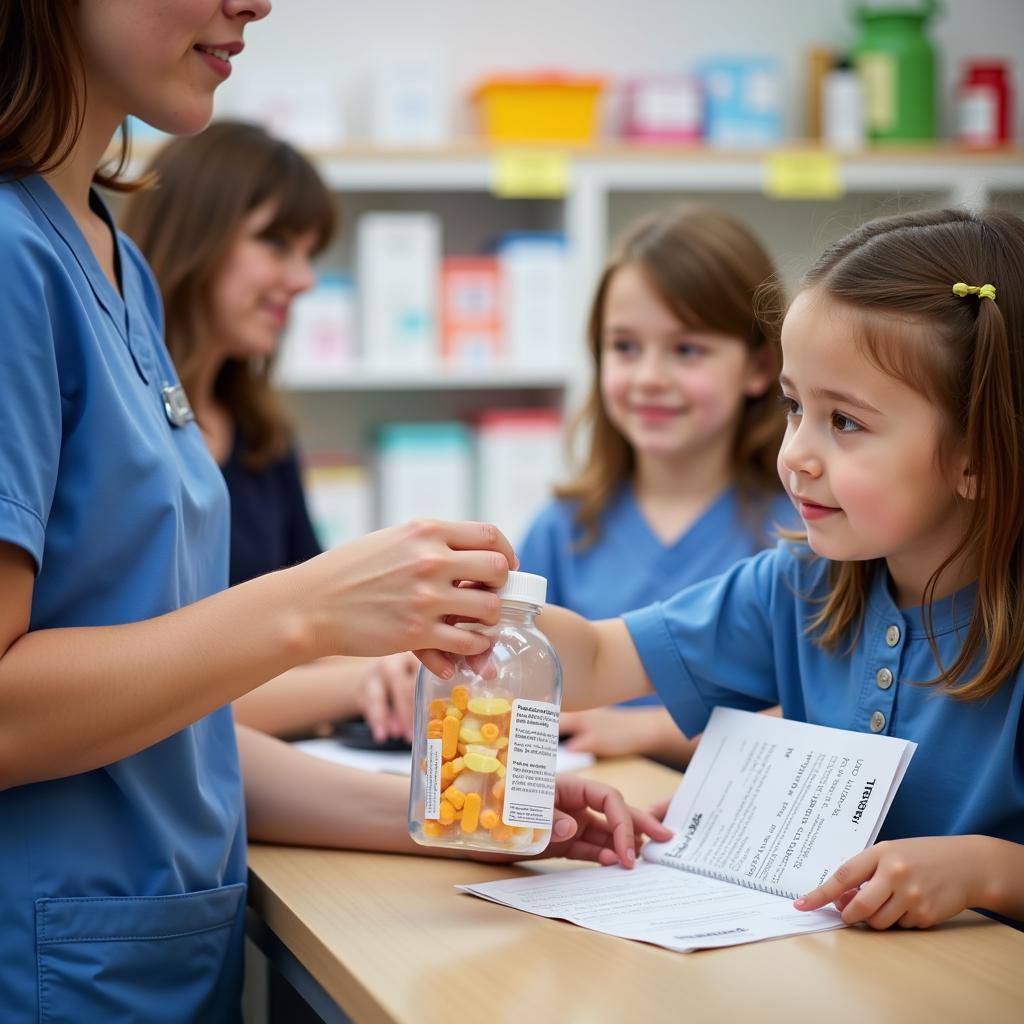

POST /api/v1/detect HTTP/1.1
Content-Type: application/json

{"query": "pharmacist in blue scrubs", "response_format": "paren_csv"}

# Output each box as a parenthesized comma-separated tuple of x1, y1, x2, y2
(0, 4, 668, 1021)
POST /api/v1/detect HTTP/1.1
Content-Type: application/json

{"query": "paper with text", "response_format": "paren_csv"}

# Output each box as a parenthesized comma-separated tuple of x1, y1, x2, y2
(458, 708, 915, 952)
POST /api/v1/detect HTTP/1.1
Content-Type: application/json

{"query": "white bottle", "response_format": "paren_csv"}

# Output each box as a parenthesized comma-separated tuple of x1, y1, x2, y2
(822, 58, 864, 152)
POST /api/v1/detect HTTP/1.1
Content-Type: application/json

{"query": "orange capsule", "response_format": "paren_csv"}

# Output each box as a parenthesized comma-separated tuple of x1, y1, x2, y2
(491, 824, 515, 842)
(426, 719, 443, 739)
(450, 685, 470, 711)
(460, 792, 482, 833)
(438, 800, 457, 824)
(480, 809, 499, 830)
(440, 762, 456, 788)
(428, 698, 447, 720)
(442, 786, 466, 810)
(491, 780, 505, 801)
(422, 820, 447, 837)
(442, 715, 460, 760)
(480, 722, 499, 742)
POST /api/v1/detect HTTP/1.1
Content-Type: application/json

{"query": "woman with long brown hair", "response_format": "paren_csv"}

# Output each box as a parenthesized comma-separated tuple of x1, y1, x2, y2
(0, 4, 663, 1018)
(122, 121, 420, 741)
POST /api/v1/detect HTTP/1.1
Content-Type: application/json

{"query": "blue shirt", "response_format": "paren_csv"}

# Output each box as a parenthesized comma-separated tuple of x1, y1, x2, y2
(624, 541, 1024, 850)
(0, 176, 246, 1022)
(520, 484, 795, 705)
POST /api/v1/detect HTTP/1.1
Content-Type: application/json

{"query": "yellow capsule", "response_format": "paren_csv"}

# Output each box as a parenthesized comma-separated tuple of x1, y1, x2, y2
(495, 763, 506, 779)
(442, 786, 466, 810)
(426, 719, 443, 739)
(460, 793, 482, 833)
(428, 699, 447, 720)
(491, 780, 505, 801)
(480, 809, 499, 830)
(464, 752, 500, 773)
(495, 736, 508, 750)
(480, 722, 500, 742)
(438, 800, 457, 824)
(445, 705, 463, 720)
(467, 697, 512, 717)
(458, 726, 483, 744)
(442, 715, 460, 760)
(450, 757, 465, 775)
(422, 820, 448, 837)
(450, 685, 470, 711)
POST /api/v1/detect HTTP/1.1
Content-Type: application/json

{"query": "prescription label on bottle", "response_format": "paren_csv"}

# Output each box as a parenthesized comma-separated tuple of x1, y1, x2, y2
(503, 699, 559, 828)
(424, 738, 442, 820)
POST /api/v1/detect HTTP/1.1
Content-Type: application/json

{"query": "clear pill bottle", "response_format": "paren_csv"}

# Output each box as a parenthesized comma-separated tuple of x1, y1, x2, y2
(408, 571, 561, 855)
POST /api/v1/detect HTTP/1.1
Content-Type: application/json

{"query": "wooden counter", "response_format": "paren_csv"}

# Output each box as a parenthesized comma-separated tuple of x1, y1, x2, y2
(247, 758, 1024, 1024)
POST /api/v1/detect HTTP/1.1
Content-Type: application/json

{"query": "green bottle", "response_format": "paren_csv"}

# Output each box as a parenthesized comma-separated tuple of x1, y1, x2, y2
(851, 0, 940, 142)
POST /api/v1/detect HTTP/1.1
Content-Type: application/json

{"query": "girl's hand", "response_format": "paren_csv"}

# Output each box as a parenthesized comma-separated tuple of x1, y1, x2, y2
(356, 652, 421, 743)
(293, 520, 516, 666)
(539, 775, 674, 867)
(561, 707, 657, 757)
(794, 836, 983, 929)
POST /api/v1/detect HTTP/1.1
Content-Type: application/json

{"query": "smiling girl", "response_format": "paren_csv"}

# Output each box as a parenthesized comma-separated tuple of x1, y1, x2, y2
(519, 206, 793, 765)
(517, 207, 1024, 929)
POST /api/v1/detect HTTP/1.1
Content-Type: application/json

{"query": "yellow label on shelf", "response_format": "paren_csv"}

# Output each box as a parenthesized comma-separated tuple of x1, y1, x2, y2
(492, 150, 570, 198)
(764, 151, 844, 200)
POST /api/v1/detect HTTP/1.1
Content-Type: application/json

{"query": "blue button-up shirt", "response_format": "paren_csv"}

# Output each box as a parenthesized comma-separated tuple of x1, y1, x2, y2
(625, 541, 1024, 847)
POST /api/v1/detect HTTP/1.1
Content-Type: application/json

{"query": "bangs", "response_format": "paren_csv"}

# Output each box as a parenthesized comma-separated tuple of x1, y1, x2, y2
(257, 148, 336, 254)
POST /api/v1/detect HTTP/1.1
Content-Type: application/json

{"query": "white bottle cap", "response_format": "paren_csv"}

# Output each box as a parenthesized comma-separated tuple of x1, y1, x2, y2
(496, 570, 547, 606)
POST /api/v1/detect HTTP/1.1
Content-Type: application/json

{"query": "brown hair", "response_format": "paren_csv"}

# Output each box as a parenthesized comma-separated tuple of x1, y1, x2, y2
(557, 205, 787, 546)
(121, 121, 336, 468)
(793, 208, 1024, 700)
(0, 0, 136, 190)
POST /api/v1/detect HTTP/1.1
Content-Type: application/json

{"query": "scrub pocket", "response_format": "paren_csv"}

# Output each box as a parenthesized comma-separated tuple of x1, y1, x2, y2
(35, 882, 246, 1024)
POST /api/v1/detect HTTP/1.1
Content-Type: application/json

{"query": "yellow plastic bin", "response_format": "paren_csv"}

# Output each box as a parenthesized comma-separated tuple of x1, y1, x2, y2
(472, 74, 605, 144)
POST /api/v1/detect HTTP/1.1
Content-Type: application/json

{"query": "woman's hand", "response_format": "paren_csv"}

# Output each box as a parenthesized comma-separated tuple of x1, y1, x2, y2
(357, 652, 420, 743)
(538, 774, 674, 867)
(292, 520, 516, 667)
(794, 836, 985, 929)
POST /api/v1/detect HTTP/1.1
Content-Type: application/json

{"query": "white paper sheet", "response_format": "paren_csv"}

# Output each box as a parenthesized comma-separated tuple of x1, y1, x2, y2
(293, 737, 595, 776)
(458, 708, 916, 953)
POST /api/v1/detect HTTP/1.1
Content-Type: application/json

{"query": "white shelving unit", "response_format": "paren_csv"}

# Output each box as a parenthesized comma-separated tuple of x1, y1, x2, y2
(283, 144, 1024, 469)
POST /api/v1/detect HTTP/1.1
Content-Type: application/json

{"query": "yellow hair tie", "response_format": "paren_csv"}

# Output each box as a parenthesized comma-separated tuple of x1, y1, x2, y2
(952, 281, 997, 301)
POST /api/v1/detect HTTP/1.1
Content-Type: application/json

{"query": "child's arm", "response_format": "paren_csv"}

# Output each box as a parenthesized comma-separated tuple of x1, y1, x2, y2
(534, 605, 656, 711)
(794, 835, 1024, 927)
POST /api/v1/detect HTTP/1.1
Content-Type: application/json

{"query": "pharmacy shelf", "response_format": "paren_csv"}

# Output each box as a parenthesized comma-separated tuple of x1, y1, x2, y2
(278, 364, 572, 391)
(303, 142, 1024, 196)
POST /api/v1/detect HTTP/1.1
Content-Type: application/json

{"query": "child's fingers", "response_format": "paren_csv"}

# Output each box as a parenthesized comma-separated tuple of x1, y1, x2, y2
(629, 806, 673, 842)
(647, 796, 672, 822)
(794, 847, 877, 911)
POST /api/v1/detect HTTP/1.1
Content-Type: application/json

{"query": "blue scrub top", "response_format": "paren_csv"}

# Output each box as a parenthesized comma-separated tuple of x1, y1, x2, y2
(624, 541, 1024, 851)
(0, 176, 246, 1021)
(519, 484, 796, 705)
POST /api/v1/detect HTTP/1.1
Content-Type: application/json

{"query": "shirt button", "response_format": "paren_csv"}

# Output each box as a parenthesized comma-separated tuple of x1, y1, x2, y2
(885, 625, 901, 647)
(875, 667, 894, 690)
(870, 710, 886, 732)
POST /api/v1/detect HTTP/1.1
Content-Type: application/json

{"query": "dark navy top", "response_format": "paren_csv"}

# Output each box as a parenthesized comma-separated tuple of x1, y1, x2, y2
(220, 435, 321, 586)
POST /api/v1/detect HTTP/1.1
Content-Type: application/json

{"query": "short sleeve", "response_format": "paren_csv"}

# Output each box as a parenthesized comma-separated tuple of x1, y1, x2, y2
(518, 500, 568, 607)
(623, 545, 783, 738)
(0, 218, 63, 571)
